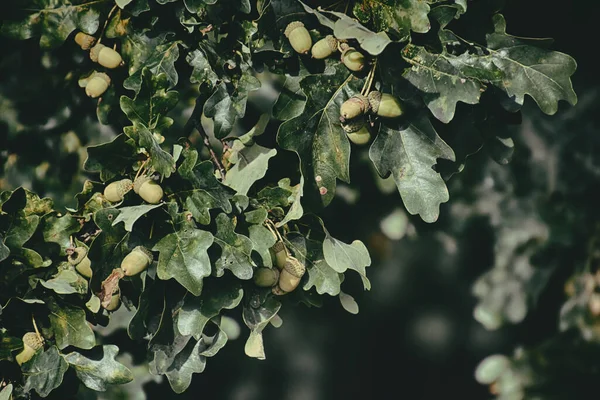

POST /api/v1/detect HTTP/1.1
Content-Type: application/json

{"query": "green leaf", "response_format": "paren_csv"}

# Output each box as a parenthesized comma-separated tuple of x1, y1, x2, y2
(83, 134, 137, 182)
(41, 212, 81, 255)
(369, 114, 456, 223)
(159, 337, 205, 394)
(23, 346, 68, 397)
(176, 279, 243, 339)
(339, 290, 359, 314)
(244, 208, 268, 224)
(64, 345, 134, 391)
(111, 204, 163, 232)
(0, 242, 10, 263)
(203, 74, 261, 139)
(354, 0, 431, 41)
(242, 297, 281, 360)
(153, 226, 214, 296)
(88, 208, 129, 282)
(277, 63, 362, 207)
(0, 384, 12, 400)
(0, 330, 22, 361)
(48, 299, 96, 350)
(187, 49, 219, 87)
(248, 224, 276, 268)
(127, 123, 176, 178)
(272, 75, 306, 122)
(0, 1, 103, 49)
(40, 268, 88, 295)
(485, 14, 577, 114)
(401, 44, 483, 123)
(321, 224, 371, 290)
(213, 213, 255, 279)
(223, 141, 277, 195)
(275, 177, 304, 228)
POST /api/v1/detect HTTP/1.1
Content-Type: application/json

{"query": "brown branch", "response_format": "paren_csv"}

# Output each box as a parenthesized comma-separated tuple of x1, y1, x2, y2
(183, 94, 227, 179)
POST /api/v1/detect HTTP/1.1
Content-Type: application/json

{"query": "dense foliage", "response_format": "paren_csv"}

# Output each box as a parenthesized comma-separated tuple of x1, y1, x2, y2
(0, 0, 582, 398)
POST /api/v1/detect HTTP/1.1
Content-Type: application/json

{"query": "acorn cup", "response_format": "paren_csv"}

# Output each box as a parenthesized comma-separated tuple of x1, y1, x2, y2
(340, 94, 370, 121)
(311, 35, 338, 59)
(89, 43, 123, 69)
(341, 47, 366, 72)
(84, 72, 111, 98)
(368, 91, 404, 118)
(133, 175, 163, 204)
(342, 118, 372, 145)
(253, 267, 280, 288)
(74, 32, 96, 50)
(103, 178, 133, 203)
(270, 241, 287, 270)
(284, 21, 312, 55)
(121, 246, 153, 277)
(273, 256, 306, 294)
(15, 332, 44, 366)
(68, 246, 93, 278)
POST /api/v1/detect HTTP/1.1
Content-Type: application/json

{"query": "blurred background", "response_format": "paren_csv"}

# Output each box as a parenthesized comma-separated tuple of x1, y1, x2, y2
(1, 0, 599, 399)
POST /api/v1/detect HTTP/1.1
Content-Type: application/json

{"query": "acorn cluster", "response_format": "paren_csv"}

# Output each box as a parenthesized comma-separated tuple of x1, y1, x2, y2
(74, 32, 124, 98)
(102, 174, 163, 205)
(253, 240, 306, 295)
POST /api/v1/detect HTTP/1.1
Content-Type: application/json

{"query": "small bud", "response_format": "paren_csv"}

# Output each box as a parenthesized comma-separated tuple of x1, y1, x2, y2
(284, 21, 312, 55)
(103, 178, 133, 203)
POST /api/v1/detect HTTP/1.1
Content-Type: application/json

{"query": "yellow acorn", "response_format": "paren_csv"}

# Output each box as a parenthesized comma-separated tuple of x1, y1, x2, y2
(121, 246, 153, 277)
(103, 178, 133, 203)
(277, 256, 306, 293)
(253, 267, 280, 287)
(340, 94, 370, 121)
(311, 35, 338, 59)
(341, 47, 366, 72)
(368, 91, 404, 118)
(270, 241, 287, 270)
(133, 176, 163, 204)
(284, 21, 312, 55)
(15, 332, 44, 366)
(342, 118, 371, 145)
(103, 287, 121, 311)
(84, 72, 111, 98)
(74, 32, 96, 50)
(89, 43, 123, 69)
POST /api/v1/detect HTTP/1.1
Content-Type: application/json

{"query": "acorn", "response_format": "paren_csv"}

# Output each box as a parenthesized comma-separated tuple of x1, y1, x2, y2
(284, 21, 312, 55)
(15, 332, 44, 366)
(121, 246, 153, 276)
(340, 94, 370, 121)
(253, 267, 280, 287)
(474, 354, 510, 384)
(342, 118, 372, 145)
(74, 32, 96, 50)
(67, 247, 93, 278)
(90, 43, 123, 69)
(103, 178, 133, 203)
(341, 47, 366, 72)
(85, 72, 111, 98)
(103, 287, 121, 311)
(270, 241, 287, 270)
(368, 91, 404, 118)
(277, 256, 306, 293)
(311, 35, 338, 59)
(133, 176, 163, 204)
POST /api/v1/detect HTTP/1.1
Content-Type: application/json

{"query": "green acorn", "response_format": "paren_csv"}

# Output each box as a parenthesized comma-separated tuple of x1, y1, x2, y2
(368, 91, 404, 118)
(342, 118, 372, 145)
(90, 43, 123, 69)
(103, 178, 133, 203)
(253, 267, 280, 287)
(133, 175, 163, 204)
(121, 246, 153, 277)
(277, 256, 306, 293)
(270, 241, 287, 270)
(103, 287, 121, 311)
(74, 32, 96, 50)
(311, 35, 338, 59)
(340, 94, 370, 121)
(15, 332, 44, 366)
(84, 72, 111, 98)
(341, 47, 366, 72)
(284, 21, 312, 54)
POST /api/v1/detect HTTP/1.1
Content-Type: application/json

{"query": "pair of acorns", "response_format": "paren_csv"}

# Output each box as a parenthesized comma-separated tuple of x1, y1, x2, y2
(104, 246, 154, 312)
(340, 91, 404, 145)
(284, 21, 366, 72)
(74, 32, 124, 98)
(103, 175, 164, 204)
(253, 241, 306, 294)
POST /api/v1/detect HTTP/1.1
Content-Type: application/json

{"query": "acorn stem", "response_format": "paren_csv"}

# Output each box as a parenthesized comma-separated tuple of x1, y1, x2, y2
(97, 4, 118, 45)
(265, 220, 288, 255)
(361, 59, 377, 97)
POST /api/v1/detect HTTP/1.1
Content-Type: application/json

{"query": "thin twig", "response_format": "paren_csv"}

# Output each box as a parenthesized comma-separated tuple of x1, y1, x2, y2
(184, 96, 227, 179)
(97, 4, 118, 45)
